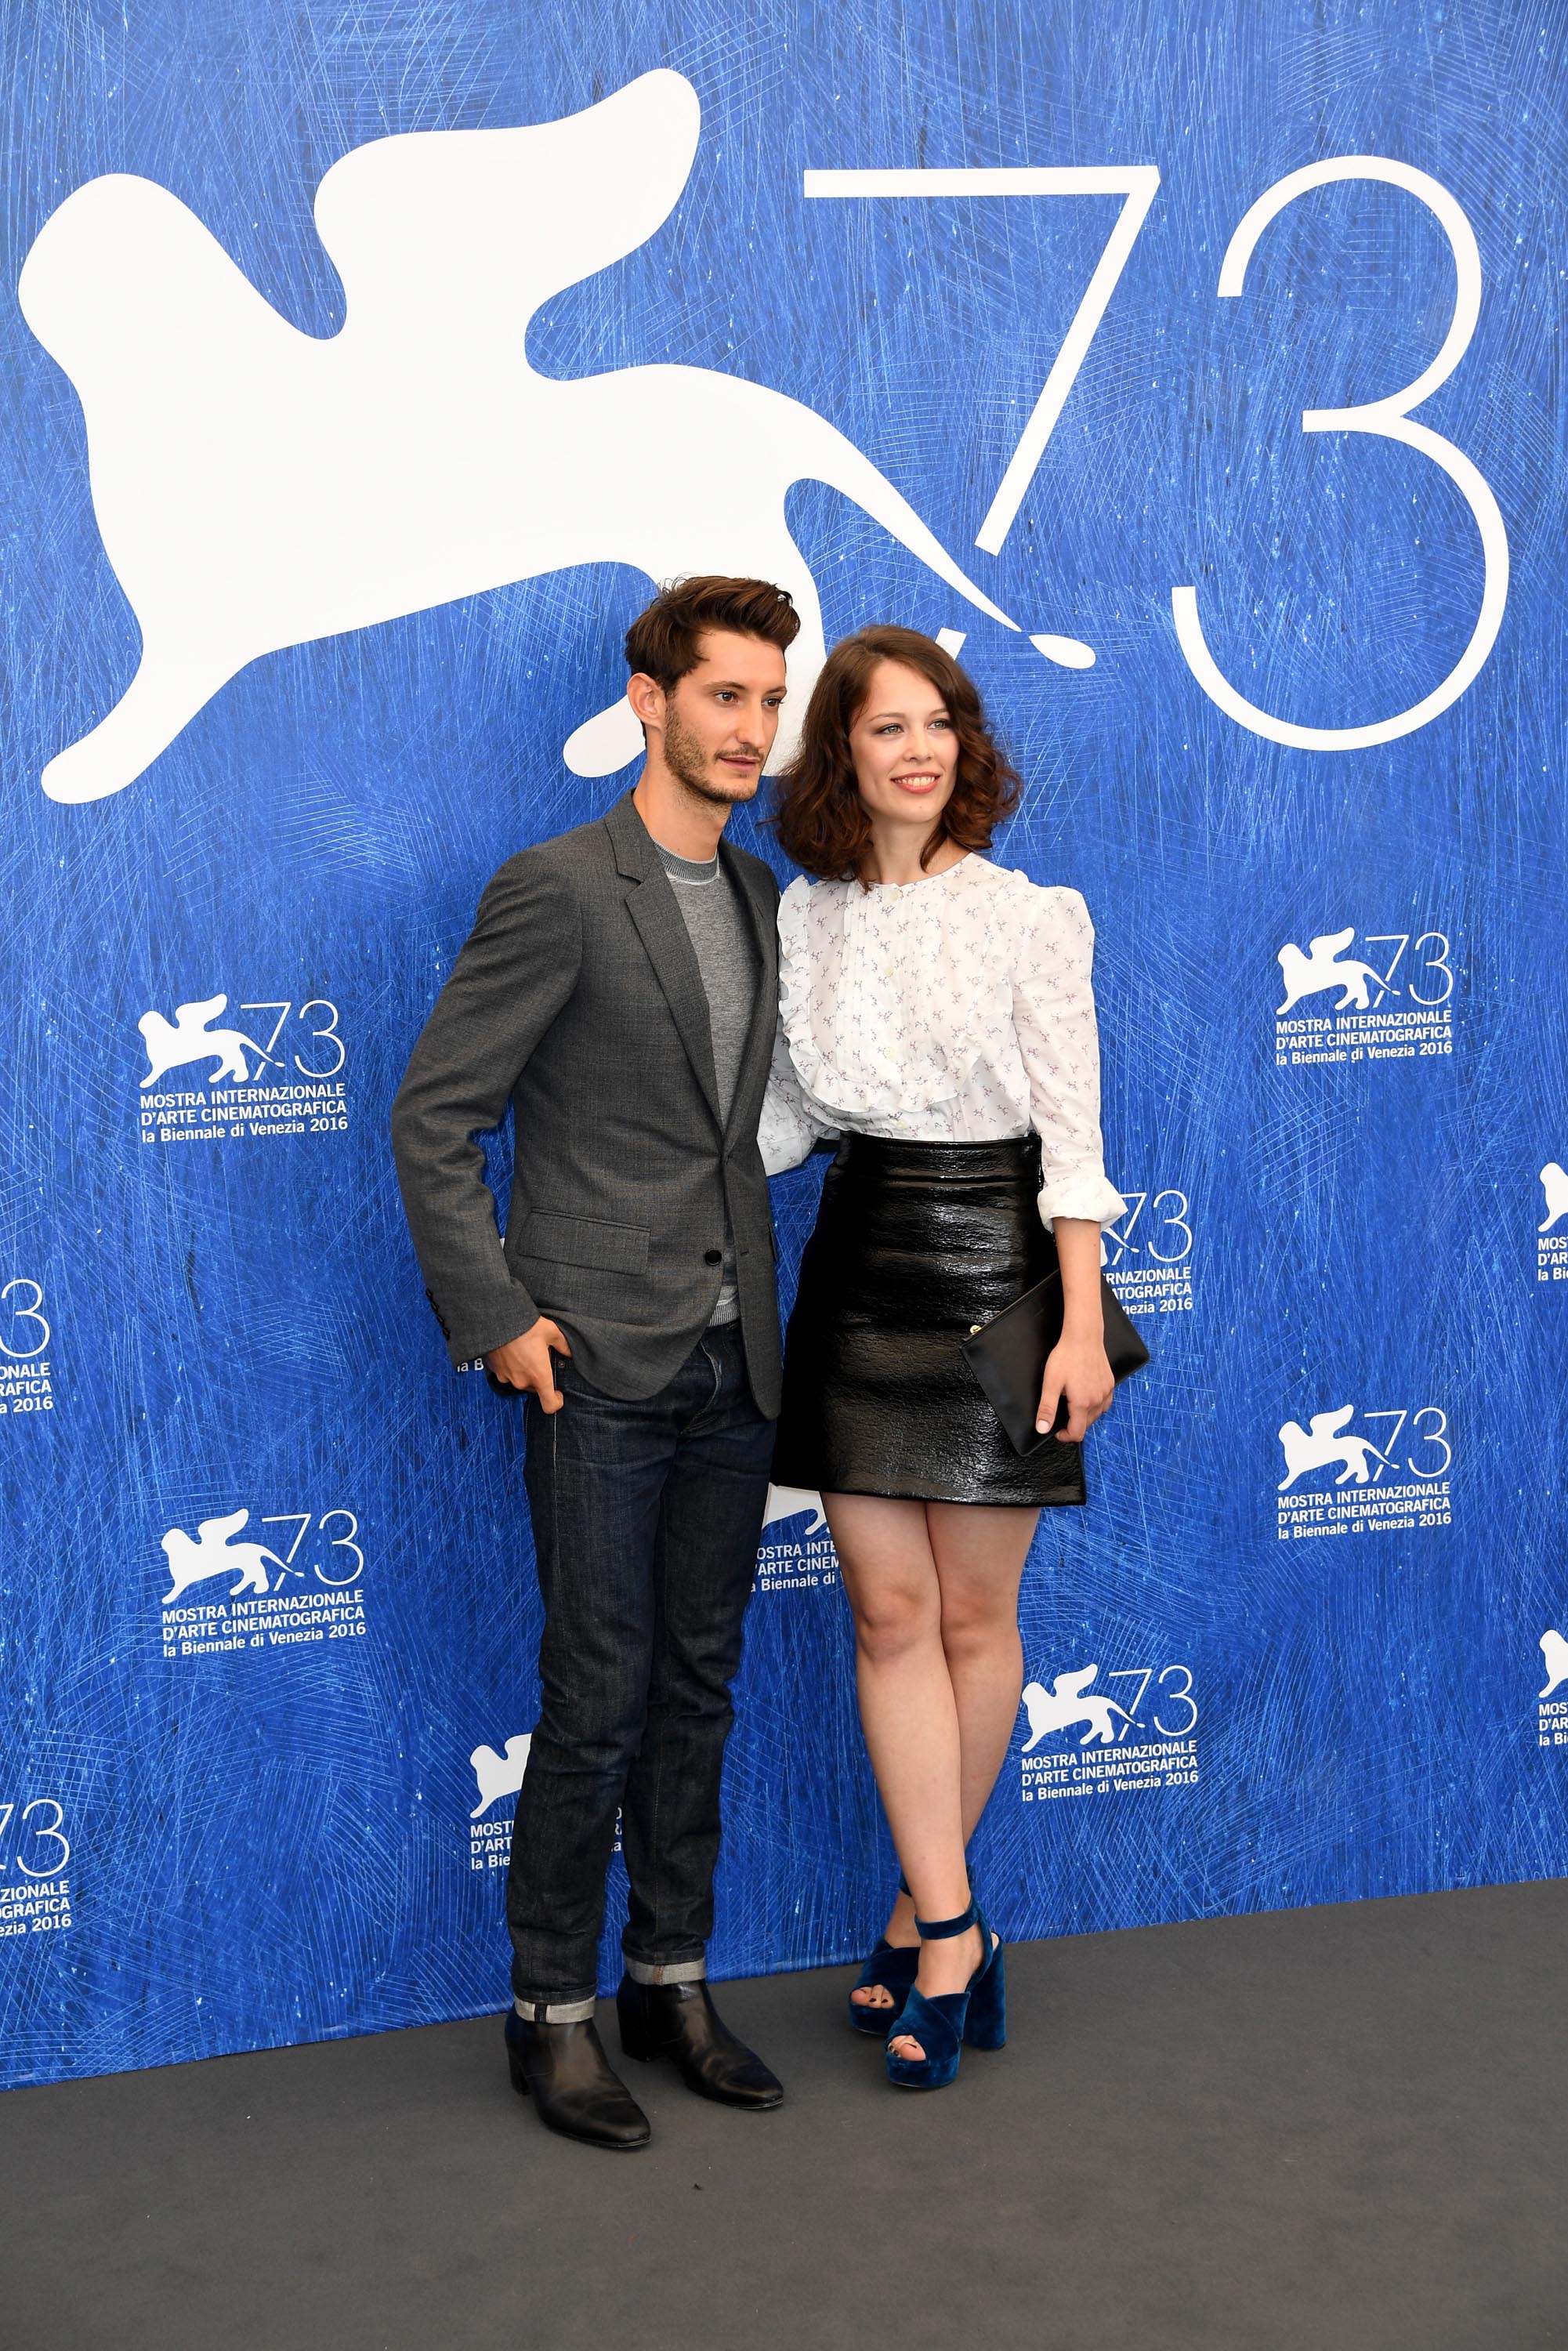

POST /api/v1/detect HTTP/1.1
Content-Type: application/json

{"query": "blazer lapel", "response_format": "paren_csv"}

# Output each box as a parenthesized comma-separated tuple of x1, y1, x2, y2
(604, 795, 722, 1128)
(720, 840, 780, 1141)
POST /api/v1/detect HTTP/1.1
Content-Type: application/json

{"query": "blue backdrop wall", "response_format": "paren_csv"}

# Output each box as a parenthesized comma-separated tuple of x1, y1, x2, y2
(3, 0, 1566, 2087)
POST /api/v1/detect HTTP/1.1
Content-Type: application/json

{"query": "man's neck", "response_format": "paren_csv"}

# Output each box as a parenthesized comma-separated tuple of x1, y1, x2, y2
(632, 765, 733, 861)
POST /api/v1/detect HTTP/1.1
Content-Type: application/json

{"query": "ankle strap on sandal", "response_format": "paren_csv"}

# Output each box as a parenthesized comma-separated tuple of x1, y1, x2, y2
(913, 1897, 978, 1940)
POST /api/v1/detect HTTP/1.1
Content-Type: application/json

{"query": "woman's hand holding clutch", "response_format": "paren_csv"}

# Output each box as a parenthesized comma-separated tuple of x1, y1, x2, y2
(1036, 1332, 1115, 1440)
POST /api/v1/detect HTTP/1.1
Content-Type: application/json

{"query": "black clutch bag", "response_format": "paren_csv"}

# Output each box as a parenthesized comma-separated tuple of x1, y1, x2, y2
(960, 1272, 1150, 1458)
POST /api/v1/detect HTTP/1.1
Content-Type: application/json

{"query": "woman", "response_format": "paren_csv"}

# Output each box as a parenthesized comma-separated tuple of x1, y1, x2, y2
(760, 625, 1125, 2091)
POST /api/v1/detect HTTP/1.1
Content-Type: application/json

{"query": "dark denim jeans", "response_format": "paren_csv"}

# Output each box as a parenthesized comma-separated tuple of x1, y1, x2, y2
(507, 1322, 773, 2012)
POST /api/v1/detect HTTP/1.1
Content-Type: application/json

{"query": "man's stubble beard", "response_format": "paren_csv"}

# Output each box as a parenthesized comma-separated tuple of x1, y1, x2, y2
(661, 701, 762, 810)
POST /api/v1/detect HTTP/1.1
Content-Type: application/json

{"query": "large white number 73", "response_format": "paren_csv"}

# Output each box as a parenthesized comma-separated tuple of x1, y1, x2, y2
(1174, 156, 1508, 749)
(803, 166, 1161, 564)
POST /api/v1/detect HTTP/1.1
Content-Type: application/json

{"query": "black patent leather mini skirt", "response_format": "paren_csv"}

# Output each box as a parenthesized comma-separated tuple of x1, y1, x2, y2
(772, 1133, 1086, 1507)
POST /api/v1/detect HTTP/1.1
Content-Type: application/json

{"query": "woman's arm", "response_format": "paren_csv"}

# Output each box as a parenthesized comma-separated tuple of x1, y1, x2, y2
(1036, 1217, 1114, 1440)
(759, 1016, 835, 1175)
(1010, 885, 1127, 1440)
(761, 878, 839, 1175)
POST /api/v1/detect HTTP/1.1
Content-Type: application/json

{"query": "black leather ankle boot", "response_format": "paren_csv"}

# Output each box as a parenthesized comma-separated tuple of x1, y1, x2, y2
(505, 2009, 651, 2150)
(616, 1976, 784, 2109)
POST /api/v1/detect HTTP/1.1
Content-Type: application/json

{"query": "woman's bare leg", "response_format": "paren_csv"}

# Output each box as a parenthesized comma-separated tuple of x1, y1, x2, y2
(827, 1494, 978, 2018)
(929, 1501, 1037, 1834)
(831, 1497, 1040, 2056)
(864, 1500, 1038, 1909)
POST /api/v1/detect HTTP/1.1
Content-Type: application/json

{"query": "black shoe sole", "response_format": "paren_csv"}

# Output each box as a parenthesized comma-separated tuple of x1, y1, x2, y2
(618, 2037, 783, 2110)
(506, 2051, 651, 2150)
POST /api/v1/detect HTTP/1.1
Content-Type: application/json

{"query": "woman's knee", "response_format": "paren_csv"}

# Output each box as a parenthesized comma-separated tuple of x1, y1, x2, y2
(937, 1584, 1020, 1665)
(848, 1579, 940, 1664)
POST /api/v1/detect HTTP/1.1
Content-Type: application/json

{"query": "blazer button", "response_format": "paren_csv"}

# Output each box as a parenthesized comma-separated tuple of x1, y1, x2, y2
(704, 1249, 722, 1264)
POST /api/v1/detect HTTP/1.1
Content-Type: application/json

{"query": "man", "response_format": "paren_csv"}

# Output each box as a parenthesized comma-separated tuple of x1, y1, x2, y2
(392, 576, 798, 2151)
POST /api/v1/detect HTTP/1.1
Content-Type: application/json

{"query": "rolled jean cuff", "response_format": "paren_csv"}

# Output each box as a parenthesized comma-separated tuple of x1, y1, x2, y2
(623, 1954, 706, 1987)
(513, 1993, 597, 2024)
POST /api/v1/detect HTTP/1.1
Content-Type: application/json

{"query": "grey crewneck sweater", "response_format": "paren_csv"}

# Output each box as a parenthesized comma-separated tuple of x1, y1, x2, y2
(652, 837, 759, 1324)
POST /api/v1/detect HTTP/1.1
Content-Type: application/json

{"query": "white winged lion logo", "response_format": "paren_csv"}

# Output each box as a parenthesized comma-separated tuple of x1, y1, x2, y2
(160, 1509, 290, 1603)
(18, 70, 1087, 806)
(761, 1483, 827, 1539)
(469, 1734, 533, 1819)
(1276, 929, 1387, 1014)
(139, 995, 259, 1086)
(1276, 1407, 1389, 1490)
(1540, 1630, 1568, 1701)
(1020, 1667, 1135, 1748)
(1538, 1163, 1568, 1234)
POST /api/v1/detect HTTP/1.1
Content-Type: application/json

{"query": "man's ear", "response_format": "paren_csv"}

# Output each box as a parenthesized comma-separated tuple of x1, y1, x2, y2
(627, 672, 665, 733)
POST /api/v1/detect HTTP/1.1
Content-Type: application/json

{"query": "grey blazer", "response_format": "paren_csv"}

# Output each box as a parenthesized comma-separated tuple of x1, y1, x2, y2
(390, 793, 784, 1413)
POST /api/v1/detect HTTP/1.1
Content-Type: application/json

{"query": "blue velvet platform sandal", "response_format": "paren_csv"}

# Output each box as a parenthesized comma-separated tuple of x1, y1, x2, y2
(885, 1896, 1005, 2090)
(847, 1875, 920, 2037)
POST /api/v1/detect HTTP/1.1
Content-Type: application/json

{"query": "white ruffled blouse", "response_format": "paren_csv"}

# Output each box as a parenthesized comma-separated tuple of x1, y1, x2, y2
(759, 853, 1127, 1230)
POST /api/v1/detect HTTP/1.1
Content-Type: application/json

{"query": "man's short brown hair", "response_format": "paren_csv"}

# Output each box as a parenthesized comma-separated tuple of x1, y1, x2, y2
(625, 576, 800, 689)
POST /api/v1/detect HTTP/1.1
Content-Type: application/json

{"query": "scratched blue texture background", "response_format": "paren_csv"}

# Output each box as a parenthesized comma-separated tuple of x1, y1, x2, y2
(2, 0, 1566, 2085)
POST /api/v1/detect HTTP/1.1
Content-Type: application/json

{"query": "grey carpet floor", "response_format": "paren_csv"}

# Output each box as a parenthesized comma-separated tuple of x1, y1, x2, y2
(3, 1878, 1566, 2351)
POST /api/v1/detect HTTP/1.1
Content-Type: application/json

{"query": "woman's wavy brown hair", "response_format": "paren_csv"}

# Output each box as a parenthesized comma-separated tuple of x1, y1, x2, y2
(771, 625, 1020, 884)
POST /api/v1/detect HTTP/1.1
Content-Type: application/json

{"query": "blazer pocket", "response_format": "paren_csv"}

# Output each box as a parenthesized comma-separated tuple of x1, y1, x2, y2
(516, 1212, 650, 1277)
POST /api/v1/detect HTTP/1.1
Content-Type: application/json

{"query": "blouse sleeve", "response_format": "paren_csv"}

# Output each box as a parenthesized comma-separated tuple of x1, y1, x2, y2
(759, 1016, 836, 1175)
(1011, 885, 1127, 1230)
(759, 876, 838, 1175)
